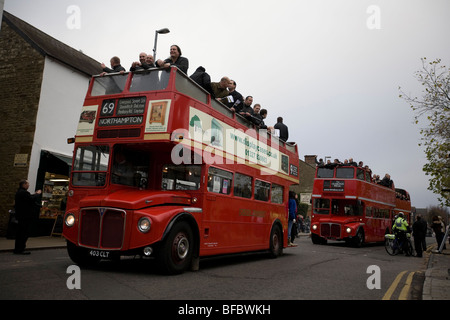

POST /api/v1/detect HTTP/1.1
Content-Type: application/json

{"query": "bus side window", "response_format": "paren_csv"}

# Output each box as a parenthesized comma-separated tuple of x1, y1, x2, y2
(356, 168, 365, 180)
(254, 180, 270, 202)
(207, 167, 233, 195)
(271, 184, 284, 204)
(234, 173, 252, 199)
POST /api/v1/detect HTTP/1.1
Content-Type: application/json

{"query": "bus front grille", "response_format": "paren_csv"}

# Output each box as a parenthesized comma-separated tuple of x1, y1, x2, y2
(320, 223, 341, 238)
(79, 208, 126, 249)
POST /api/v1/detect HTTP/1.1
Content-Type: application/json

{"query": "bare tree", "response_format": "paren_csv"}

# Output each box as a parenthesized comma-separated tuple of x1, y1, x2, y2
(399, 58, 450, 206)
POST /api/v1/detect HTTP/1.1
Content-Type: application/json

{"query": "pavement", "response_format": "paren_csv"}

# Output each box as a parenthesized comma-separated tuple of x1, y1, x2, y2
(0, 235, 449, 300)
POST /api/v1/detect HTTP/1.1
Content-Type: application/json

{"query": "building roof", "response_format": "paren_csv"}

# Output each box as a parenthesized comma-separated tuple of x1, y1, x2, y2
(2, 11, 102, 76)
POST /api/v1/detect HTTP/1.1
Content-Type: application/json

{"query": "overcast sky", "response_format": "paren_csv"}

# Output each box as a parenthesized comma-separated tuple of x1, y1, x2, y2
(3, 0, 450, 208)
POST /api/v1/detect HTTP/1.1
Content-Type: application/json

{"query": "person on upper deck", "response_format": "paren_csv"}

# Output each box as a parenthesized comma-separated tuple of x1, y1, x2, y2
(380, 173, 393, 188)
(252, 104, 262, 125)
(227, 80, 244, 112)
(101, 56, 126, 75)
(315, 156, 324, 167)
(156, 45, 189, 74)
(211, 77, 231, 100)
(145, 54, 156, 68)
(274, 117, 289, 142)
(348, 158, 357, 166)
(257, 109, 273, 131)
(239, 96, 254, 120)
(373, 174, 381, 184)
(130, 52, 156, 71)
(190, 66, 214, 97)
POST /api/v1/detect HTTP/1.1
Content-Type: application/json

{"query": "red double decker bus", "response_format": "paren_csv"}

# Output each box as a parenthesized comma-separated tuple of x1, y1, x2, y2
(62, 66, 299, 274)
(310, 164, 411, 247)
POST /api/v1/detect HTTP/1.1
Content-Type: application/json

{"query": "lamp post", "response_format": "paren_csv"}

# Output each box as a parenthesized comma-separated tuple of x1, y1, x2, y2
(153, 28, 170, 62)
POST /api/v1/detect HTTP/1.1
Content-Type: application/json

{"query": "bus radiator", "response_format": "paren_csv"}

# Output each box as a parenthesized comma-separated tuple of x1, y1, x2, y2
(320, 223, 341, 238)
(79, 208, 125, 249)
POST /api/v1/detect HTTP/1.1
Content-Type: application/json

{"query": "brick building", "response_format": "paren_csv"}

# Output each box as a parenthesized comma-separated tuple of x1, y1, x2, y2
(290, 155, 317, 216)
(0, 11, 101, 236)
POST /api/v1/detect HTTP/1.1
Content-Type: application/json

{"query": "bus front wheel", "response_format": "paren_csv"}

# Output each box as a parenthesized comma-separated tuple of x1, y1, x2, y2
(352, 228, 365, 248)
(157, 221, 194, 275)
(311, 233, 327, 245)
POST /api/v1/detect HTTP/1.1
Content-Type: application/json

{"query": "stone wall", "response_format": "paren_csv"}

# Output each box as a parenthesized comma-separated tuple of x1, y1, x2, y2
(0, 21, 44, 235)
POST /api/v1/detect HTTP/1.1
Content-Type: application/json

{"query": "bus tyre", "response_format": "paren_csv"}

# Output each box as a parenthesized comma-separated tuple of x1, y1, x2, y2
(66, 241, 101, 267)
(311, 233, 327, 245)
(353, 228, 365, 248)
(269, 224, 283, 258)
(157, 221, 193, 275)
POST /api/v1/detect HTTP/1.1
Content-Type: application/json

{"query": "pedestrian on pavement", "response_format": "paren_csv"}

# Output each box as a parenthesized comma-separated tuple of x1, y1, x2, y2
(431, 216, 446, 250)
(288, 191, 297, 246)
(412, 215, 427, 257)
(13, 180, 41, 255)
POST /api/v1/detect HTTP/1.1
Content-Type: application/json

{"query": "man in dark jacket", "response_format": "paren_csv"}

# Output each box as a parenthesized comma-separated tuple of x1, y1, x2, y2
(101, 56, 126, 75)
(190, 66, 215, 97)
(412, 215, 427, 257)
(14, 180, 41, 254)
(274, 117, 289, 142)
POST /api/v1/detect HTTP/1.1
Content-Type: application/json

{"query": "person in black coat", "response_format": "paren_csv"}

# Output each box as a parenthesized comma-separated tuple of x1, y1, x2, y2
(274, 117, 289, 142)
(14, 180, 41, 254)
(412, 215, 427, 257)
(190, 66, 215, 97)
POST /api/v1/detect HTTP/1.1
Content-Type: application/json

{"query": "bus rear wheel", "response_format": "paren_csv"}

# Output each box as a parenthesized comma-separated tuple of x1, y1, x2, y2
(269, 224, 283, 258)
(157, 221, 193, 275)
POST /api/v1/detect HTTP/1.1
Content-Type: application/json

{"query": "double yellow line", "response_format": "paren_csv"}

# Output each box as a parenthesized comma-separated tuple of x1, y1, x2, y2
(382, 271, 415, 300)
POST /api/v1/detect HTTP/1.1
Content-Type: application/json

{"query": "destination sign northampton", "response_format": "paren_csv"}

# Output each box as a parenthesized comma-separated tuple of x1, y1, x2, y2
(98, 116, 143, 126)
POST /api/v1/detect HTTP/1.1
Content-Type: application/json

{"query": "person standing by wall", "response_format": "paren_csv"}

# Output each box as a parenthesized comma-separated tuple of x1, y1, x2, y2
(13, 180, 41, 255)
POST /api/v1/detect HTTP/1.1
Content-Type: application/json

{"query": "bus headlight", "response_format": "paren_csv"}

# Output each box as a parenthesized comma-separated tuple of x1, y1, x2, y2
(65, 213, 75, 227)
(138, 217, 151, 233)
(312, 224, 318, 230)
(346, 227, 352, 234)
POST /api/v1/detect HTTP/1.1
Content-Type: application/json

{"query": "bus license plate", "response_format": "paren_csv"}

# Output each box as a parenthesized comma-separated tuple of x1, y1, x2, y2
(89, 250, 111, 258)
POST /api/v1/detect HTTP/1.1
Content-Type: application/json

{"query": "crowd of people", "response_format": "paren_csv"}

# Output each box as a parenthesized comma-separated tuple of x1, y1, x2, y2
(100, 45, 290, 142)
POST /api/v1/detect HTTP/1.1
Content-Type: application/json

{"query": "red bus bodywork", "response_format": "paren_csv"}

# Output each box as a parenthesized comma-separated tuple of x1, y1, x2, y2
(310, 165, 411, 246)
(62, 67, 299, 273)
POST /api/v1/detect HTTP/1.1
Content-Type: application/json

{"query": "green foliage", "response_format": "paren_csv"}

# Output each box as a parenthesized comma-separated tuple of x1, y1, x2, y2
(399, 58, 450, 207)
(297, 202, 309, 218)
